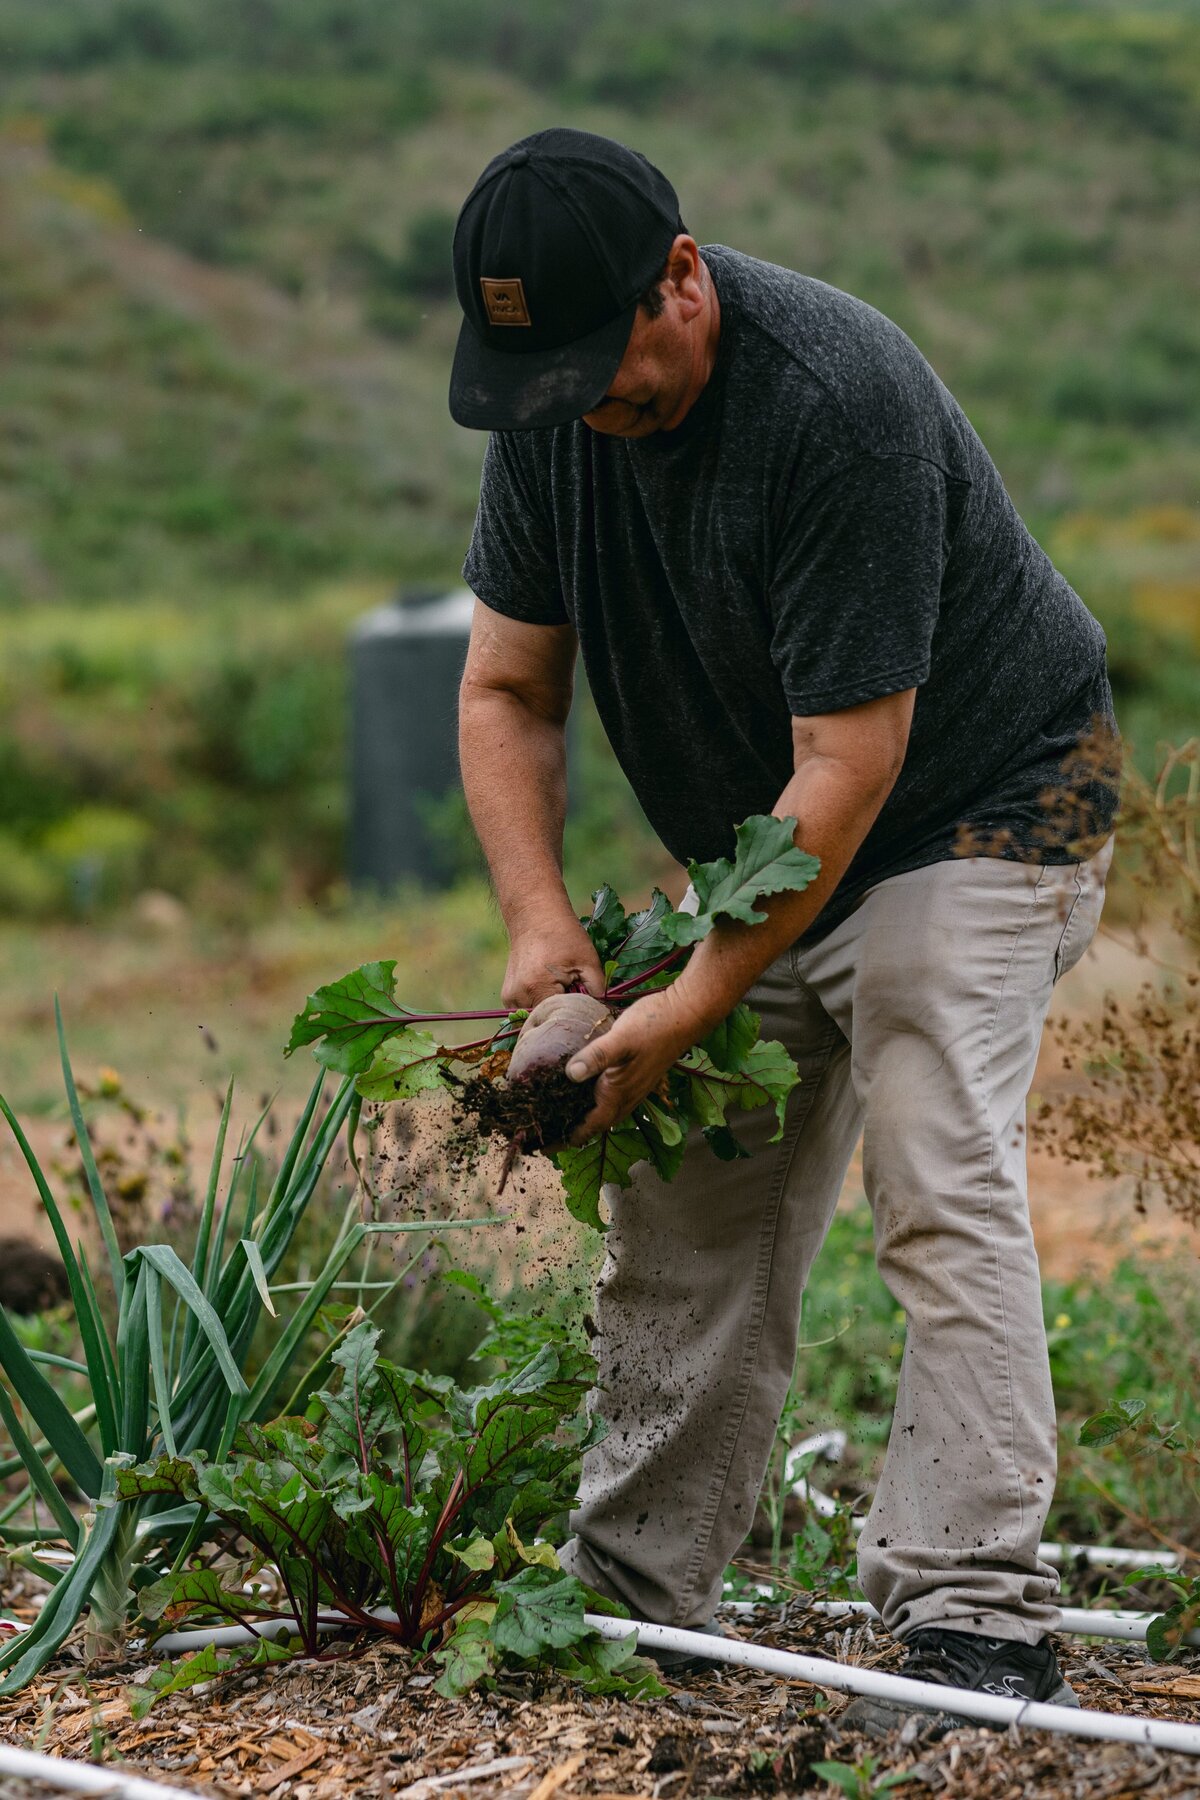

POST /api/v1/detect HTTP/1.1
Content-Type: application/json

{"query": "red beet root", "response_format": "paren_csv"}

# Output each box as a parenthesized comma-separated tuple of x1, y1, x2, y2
(454, 993, 616, 1187)
(507, 993, 614, 1083)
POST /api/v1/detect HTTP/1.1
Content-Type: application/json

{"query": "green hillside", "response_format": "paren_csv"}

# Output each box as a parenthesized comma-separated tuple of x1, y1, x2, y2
(0, 0, 1197, 913)
(2, 0, 1199, 603)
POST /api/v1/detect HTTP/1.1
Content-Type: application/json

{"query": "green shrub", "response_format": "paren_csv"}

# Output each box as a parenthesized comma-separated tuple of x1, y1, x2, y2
(0, 739, 74, 838)
(40, 805, 151, 913)
(1045, 352, 1196, 430)
(186, 656, 341, 792)
(0, 832, 59, 918)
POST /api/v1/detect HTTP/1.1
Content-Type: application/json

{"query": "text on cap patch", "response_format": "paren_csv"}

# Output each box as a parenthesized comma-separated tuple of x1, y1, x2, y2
(481, 277, 532, 327)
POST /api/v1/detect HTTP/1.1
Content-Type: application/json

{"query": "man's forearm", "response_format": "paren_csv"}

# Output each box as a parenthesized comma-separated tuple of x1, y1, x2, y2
(458, 685, 574, 931)
(671, 755, 896, 1033)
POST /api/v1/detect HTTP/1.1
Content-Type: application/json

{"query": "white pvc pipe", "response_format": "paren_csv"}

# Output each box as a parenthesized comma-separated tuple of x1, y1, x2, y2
(798, 1597, 1200, 1649)
(582, 1615, 1200, 1755)
(784, 1428, 847, 1477)
(784, 1431, 847, 1518)
(790, 1472, 1181, 1570)
(154, 1614, 350, 1653)
(149, 1606, 1200, 1757)
(786, 1432, 1182, 1573)
(1039, 1541, 1181, 1571)
(155, 1620, 283, 1651)
(164, 1598, 1198, 1657)
(0, 1745, 198, 1800)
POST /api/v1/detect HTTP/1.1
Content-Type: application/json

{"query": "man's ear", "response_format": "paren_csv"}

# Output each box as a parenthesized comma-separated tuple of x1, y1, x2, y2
(666, 235, 705, 318)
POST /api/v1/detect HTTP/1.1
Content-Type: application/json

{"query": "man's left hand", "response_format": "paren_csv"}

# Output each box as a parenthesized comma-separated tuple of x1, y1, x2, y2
(564, 983, 711, 1144)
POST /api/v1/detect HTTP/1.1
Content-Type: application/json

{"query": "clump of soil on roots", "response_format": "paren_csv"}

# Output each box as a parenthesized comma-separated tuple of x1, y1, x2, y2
(452, 1067, 595, 1190)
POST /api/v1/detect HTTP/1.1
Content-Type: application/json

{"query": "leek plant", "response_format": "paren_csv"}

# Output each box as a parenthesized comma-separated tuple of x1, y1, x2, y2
(0, 1003, 494, 1693)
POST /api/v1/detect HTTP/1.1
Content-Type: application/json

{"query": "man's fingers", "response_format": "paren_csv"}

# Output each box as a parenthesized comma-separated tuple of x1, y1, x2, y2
(568, 1093, 615, 1146)
(567, 1067, 633, 1145)
(501, 976, 565, 1009)
(566, 959, 607, 1000)
(566, 1038, 621, 1083)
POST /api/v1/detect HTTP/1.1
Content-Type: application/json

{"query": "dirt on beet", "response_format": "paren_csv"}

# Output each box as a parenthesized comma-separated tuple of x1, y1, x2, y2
(453, 1066, 595, 1166)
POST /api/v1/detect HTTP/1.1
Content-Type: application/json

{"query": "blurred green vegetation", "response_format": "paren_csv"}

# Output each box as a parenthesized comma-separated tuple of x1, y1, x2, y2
(0, 584, 669, 918)
(790, 1205, 1200, 1559)
(0, 0, 1197, 915)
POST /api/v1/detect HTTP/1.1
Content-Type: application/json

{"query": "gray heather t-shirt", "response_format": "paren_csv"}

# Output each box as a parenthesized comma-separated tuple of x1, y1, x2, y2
(463, 245, 1118, 945)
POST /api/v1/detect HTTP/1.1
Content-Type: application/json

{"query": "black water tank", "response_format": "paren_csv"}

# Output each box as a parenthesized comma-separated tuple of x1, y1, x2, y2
(349, 587, 477, 890)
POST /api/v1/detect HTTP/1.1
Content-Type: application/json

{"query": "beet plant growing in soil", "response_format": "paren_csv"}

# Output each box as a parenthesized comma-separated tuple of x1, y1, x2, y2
(116, 1316, 665, 1709)
(288, 813, 821, 1229)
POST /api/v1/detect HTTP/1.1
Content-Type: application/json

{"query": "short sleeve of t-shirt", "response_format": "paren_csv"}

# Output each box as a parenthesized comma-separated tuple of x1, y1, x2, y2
(462, 432, 568, 626)
(769, 453, 949, 715)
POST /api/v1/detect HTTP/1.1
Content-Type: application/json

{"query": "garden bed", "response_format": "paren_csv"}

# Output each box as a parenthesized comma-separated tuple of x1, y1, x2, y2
(2, 1596, 1199, 1800)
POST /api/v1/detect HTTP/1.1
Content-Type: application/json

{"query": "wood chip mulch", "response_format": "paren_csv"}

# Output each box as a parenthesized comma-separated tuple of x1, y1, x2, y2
(1, 1601, 1198, 1800)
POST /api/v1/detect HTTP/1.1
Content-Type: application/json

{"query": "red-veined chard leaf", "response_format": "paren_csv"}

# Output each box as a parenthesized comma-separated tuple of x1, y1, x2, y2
(285, 962, 410, 1074)
(138, 1564, 279, 1627)
(550, 1124, 644, 1232)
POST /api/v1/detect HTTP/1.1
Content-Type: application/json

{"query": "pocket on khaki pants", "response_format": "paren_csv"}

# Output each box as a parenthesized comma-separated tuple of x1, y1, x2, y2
(1051, 834, 1115, 982)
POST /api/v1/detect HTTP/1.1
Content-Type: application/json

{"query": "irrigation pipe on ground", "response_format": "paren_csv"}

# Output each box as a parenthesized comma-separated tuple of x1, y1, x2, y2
(156, 1598, 1197, 1654)
(0, 1745, 198, 1800)
(147, 1607, 1200, 1757)
(584, 1615, 1200, 1755)
(785, 1439, 1182, 1571)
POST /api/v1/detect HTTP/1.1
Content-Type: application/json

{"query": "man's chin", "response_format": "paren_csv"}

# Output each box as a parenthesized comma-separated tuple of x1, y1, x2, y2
(583, 411, 663, 438)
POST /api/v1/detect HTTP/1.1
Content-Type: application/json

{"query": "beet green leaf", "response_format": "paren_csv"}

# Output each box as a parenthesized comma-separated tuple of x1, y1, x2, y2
(286, 961, 410, 1074)
(589, 887, 677, 988)
(491, 1565, 592, 1658)
(551, 1125, 644, 1232)
(663, 814, 821, 947)
(699, 1001, 760, 1073)
(354, 1028, 447, 1101)
(675, 1038, 799, 1140)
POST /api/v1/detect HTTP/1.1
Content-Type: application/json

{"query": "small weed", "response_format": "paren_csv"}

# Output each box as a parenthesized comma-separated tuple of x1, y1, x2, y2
(812, 1752, 917, 1798)
(1122, 1564, 1200, 1663)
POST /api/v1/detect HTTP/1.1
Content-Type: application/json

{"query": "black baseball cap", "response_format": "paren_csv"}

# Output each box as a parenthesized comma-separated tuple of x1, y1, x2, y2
(450, 127, 682, 432)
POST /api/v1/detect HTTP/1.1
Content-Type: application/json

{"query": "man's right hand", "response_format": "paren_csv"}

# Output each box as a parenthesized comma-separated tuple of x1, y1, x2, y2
(502, 911, 607, 1010)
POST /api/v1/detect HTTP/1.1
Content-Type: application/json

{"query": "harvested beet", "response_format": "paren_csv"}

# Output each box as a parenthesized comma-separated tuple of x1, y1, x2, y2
(453, 992, 615, 1184)
(507, 994, 614, 1083)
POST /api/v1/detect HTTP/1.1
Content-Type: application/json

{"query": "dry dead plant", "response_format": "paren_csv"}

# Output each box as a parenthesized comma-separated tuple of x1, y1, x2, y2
(1033, 734, 1199, 1227)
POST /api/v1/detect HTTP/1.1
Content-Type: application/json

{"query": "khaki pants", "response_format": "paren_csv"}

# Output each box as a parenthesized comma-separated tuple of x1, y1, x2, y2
(561, 839, 1114, 1645)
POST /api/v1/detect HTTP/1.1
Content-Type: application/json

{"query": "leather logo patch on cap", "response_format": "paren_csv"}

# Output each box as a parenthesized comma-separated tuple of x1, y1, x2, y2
(481, 276, 531, 327)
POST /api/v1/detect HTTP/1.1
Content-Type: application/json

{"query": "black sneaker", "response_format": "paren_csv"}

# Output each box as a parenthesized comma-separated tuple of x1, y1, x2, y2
(640, 1618, 730, 1675)
(840, 1627, 1079, 1738)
